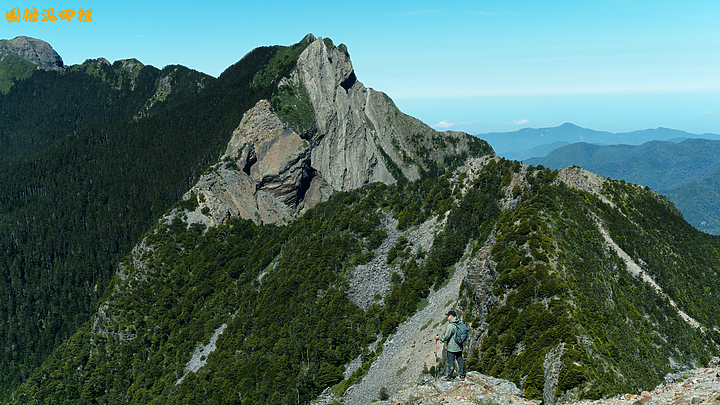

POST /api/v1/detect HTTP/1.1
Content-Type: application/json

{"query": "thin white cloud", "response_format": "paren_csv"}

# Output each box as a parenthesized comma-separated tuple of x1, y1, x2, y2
(398, 10, 443, 16)
(433, 121, 456, 129)
(701, 111, 713, 116)
(502, 119, 530, 126)
(469, 10, 517, 16)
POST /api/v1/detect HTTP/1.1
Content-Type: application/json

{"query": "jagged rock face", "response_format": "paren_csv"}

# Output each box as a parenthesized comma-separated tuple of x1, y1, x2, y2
(373, 366, 720, 405)
(372, 372, 536, 405)
(83, 57, 111, 67)
(295, 37, 490, 193)
(0, 36, 64, 71)
(297, 38, 396, 191)
(184, 100, 314, 226)
(183, 36, 491, 226)
(228, 99, 314, 212)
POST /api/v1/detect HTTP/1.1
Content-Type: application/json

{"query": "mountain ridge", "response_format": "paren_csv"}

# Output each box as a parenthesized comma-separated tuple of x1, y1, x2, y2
(175, 34, 490, 226)
(0, 36, 64, 71)
(524, 138, 720, 234)
(481, 123, 720, 161)
(0, 36, 287, 397)
(1, 34, 720, 405)
(14, 153, 720, 404)
(0, 33, 490, 401)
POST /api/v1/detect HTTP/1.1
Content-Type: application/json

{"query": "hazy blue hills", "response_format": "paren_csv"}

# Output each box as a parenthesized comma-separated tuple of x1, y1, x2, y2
(480, 123, 720, 161)
(524, 139, 720, 191)
(4, 35, 720, 405)
(524, 138, 720, 234)
(502, 141, 571, 161)
(663, 170, 720, 235)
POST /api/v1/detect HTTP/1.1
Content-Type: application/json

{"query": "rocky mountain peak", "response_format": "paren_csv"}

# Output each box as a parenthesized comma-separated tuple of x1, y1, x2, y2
(182, 98, 331, 227)
(303, 33, 317, 44)
(0, 36, 64, 71)
(178, 35, 492, 226)
(82, 57, 111, 68)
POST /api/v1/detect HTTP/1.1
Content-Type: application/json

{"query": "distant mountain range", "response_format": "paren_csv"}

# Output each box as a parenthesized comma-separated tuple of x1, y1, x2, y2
(3, 35, 720, 405)
(480, 123, 720, 161)
(521, 138, 720, 234)
(0, 34, 490, 402)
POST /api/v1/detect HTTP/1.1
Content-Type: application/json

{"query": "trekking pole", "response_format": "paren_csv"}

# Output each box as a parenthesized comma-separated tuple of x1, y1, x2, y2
(434, 336, 438, 380)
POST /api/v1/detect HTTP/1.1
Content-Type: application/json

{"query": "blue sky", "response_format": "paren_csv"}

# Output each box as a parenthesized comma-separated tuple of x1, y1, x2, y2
(3, 1, 719, 135)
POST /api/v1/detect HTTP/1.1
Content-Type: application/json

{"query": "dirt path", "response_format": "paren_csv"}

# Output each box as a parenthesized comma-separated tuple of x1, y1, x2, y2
(342, 252, 473, 405)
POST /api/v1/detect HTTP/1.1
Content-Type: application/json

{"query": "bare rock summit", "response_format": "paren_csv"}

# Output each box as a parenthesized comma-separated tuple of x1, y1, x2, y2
(182, 35, 493, 226)
(0, 36, 64, 71)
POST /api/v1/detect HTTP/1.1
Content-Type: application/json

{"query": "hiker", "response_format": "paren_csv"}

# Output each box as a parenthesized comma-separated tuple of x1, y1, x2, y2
(435, 310, 465, 381)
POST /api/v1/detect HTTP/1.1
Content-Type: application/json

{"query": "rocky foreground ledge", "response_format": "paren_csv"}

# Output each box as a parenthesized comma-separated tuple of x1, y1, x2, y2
(373, 365, 720, 405)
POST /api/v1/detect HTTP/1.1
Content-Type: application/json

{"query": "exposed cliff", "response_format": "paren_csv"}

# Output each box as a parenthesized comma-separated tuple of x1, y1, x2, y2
(0, 36, 64, 71)
(181, 35, 492, 226)
(11, 34, 720, 405)
(185, 99, 317, 226)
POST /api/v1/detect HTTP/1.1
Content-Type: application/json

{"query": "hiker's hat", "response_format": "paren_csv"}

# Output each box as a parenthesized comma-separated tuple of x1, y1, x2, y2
(445, 310, 457, 317)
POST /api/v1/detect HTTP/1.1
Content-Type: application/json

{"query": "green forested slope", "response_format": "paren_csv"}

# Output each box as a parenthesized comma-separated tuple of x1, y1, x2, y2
(12, 167, 500, 404)
(464, 167, 720, 400)
(0, 58, 210, 166)
(0, 54, 36, 94)
(524, 139, 720, 234)
(12, 158, 720, 404)
(524, 139, 720, 191)
(662, 168, 720, 235)
(0, 44, 297, 398)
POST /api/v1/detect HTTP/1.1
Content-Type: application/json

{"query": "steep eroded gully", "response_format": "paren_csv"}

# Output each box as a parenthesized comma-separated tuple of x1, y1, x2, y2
(341, 241, 478, 405)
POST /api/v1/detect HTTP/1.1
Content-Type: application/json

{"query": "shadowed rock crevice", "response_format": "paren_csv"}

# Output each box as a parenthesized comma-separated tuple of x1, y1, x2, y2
(296, 166, 317, 205)
(340, 70, 357, 92)
(242, 146, 257, 176)
(180, 36, 492, 227)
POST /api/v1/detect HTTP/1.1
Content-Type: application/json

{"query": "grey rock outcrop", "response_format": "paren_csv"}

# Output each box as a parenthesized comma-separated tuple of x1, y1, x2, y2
(296, 36, 490, 192)
(296, 39, 396, 190)
(543, 343, 565, 405)
(372, 371, 536, 405)
(83, 57, 110, 67)
(0, 36, 64, 71)
(372, 366, 720, 405)
(184, 99, 313, 226)
(346, 213, 444, 309)
(181, 35, 493, 227)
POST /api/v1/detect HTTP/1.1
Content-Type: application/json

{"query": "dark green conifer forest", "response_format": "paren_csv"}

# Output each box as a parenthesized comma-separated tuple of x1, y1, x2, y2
(10, 157, 720, 404)
(0, 43, 303, 399)
(11, 166, 504, 404)
(2, 36, 719, 405)
(464, 172, 720, 399)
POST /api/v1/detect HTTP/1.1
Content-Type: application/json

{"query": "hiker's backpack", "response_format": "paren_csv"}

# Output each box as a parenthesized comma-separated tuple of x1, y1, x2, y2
(454, 321, 469, 344)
